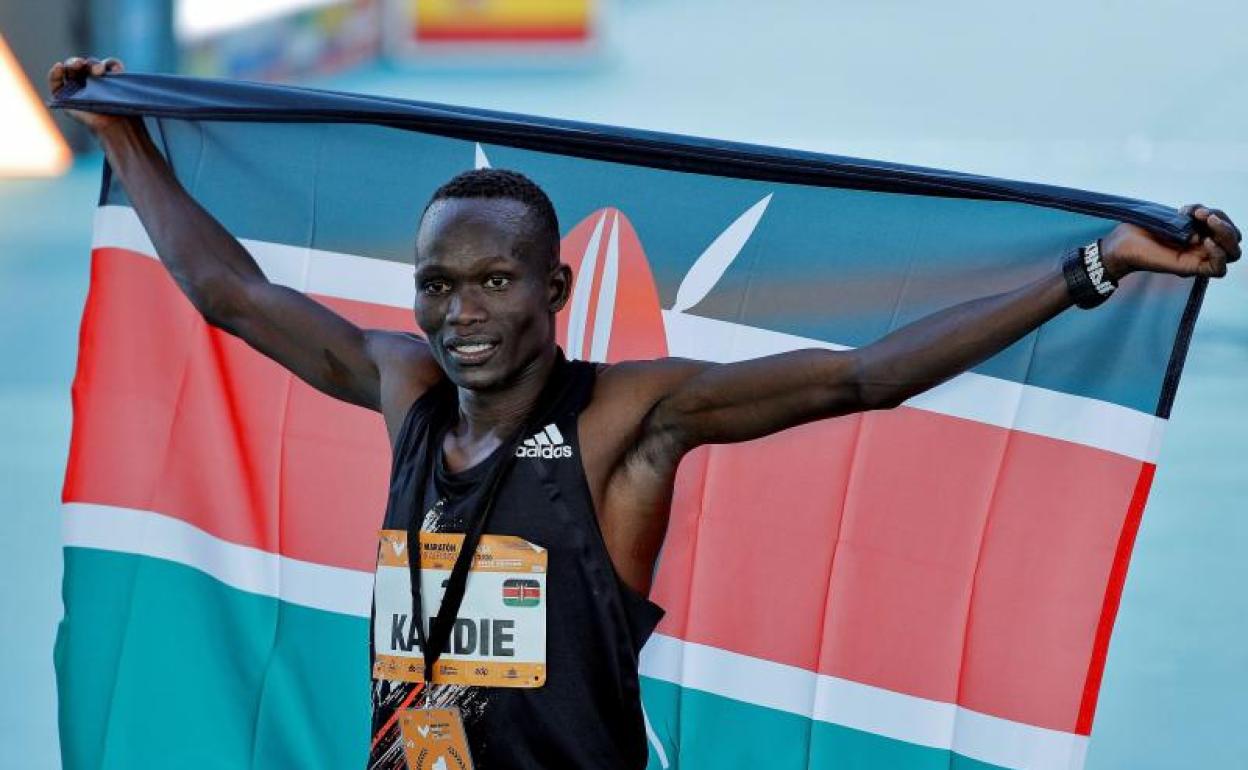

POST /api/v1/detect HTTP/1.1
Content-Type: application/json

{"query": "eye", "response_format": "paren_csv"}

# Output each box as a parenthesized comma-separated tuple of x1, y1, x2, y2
(420, 278, 451, 296)
(483, 274, 512, 291)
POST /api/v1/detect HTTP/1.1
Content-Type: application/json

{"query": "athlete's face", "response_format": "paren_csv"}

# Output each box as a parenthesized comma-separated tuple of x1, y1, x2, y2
(414, 197, 570, 390)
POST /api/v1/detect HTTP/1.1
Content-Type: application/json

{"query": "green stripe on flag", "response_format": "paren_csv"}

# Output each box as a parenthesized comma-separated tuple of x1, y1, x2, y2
(641, 676, 1008, 770)
(56, 548, 370, 770)
(56, 548, 1012, 770)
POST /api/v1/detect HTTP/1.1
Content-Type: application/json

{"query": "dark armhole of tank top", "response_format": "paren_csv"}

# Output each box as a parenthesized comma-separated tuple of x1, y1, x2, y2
(567, 365, 666, 653)
(389, 379, 449, 460)
(568, 461, 665, 653)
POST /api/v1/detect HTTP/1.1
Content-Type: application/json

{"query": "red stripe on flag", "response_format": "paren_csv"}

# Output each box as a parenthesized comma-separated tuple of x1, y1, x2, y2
(64, 247, 414, 571)
(1076, 462, 1155, 734)
(651, 412, 1148, 734)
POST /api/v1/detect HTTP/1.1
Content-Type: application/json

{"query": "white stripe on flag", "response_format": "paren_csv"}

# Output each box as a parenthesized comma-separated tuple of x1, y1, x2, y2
(62, 501, 1085, 770)
(660, 309, 1165, 463)
(566, 210, 608, 360)
(92, 205, 1166, 463)
(590, 211, 620, 360)
(62, 501, 373, 618)
(639, 633, 1088, 770)
(92, 205, 415, 309)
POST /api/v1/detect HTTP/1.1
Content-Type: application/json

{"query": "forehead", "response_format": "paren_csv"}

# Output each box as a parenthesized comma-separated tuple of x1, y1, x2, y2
(415, 197, 537, 267)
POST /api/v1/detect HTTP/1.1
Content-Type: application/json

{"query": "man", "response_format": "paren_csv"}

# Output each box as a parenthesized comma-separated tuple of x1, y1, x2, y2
(51, 56, 1241, 770)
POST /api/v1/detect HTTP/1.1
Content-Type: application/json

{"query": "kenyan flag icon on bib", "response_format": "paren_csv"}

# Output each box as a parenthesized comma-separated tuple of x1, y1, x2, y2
(502, 579, 542, 607)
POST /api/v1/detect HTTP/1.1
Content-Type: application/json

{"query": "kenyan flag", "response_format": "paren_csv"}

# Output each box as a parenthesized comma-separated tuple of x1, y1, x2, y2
(53, 72, 1203, 770)
(502, 579, 541, 608)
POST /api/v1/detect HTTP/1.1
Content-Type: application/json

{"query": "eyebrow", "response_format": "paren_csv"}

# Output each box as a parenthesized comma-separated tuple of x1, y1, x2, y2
(414, 256, 520, 278)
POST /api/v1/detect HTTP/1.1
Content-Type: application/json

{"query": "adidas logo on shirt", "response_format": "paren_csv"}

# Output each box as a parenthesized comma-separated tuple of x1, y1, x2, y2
(516, 423, 573, 459)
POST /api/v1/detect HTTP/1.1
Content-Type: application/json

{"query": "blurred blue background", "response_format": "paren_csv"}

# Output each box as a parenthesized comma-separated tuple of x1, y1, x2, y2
(1, 1, 1245, 767)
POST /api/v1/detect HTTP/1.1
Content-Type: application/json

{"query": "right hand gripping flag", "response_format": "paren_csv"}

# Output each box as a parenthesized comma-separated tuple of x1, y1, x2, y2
(54, 74, 1202, 770)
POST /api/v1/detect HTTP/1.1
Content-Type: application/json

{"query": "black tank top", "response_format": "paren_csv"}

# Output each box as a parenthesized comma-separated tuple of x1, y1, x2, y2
(368, 353, 664, 770)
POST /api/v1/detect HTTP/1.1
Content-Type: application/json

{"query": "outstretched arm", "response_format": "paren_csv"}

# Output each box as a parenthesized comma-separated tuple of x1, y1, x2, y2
(642, 208, 1241, 453)
(51, 57, 435, 415)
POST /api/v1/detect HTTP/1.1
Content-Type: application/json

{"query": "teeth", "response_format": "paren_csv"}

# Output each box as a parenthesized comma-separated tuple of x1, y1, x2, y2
(452, 343, 494, 354)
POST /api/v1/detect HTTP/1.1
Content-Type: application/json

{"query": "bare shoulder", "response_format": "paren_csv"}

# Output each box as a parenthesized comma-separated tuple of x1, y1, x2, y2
(589, 357, 711, 417)
(579, 357, 710, 477)
(365, 331, 444, 443)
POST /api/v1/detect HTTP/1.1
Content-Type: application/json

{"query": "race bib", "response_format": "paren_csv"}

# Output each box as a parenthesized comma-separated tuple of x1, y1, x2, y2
(373, 530, 547, 688)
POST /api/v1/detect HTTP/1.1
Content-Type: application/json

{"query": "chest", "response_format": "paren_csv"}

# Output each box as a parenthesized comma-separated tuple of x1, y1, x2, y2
(388, 411, 592, 539)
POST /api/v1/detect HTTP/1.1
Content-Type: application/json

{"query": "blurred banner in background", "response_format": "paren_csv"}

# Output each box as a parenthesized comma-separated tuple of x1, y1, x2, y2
(385, 0, 599, 63)
(180, 0, 600, 80)
(2, 0, 605, 164)
(180, 0, 379, 81)
(52, 73, 1203, 770)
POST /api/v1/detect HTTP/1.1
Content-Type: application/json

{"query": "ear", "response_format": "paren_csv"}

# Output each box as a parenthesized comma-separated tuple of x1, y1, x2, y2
(548, 263, 573, 313)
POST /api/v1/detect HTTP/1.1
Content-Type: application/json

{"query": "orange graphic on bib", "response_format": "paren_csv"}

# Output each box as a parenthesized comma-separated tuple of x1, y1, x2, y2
(400, 708, 475, 770)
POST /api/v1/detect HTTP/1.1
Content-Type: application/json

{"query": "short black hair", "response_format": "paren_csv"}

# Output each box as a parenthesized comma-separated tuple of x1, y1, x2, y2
(424, 168, 560, 265)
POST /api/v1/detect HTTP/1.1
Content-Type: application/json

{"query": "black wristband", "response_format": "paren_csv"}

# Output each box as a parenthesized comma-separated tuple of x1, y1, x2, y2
(1062, 239, 1116, 309)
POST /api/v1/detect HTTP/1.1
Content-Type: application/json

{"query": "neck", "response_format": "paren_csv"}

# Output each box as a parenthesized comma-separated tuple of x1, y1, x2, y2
(454, 347, 558, 442)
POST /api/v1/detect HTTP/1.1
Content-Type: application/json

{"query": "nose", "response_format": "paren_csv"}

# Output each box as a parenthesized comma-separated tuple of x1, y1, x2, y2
(446, 286, 488, 327)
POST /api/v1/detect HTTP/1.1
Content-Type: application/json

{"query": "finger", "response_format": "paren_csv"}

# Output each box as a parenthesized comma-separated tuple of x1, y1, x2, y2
(1208, 208, 1242, 243)
(1179, 204, 1206, 245)
(1185, 205, 1215, 244)
(1206, 214, 1242, 262)
(65, 56, 96, 85)
(103, 58, 124, 73)
(1201, 237, 1228, 277)
(49, 61, 65, 91)
(1159, 248, 1205, 277)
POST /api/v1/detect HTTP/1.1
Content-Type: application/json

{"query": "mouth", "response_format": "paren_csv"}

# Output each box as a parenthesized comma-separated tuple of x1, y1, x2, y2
(444, 337, 500, 366)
